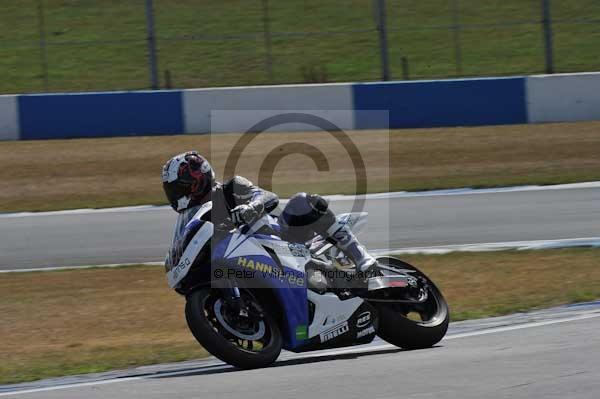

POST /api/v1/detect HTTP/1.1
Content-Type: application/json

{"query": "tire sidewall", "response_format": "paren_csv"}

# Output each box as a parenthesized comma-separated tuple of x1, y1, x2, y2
(185, 288, 282, 369)
(374, 257, 450, 349)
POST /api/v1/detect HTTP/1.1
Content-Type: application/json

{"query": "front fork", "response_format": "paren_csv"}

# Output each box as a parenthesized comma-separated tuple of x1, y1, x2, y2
(223, 280, 244, 313)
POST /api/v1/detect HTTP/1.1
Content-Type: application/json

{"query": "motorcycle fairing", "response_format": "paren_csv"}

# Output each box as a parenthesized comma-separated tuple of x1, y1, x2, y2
(167, 221, 214, 288)
(168, 202, 378, 351)
(211, 233, 310, 350)
(290, 291, 378, 352)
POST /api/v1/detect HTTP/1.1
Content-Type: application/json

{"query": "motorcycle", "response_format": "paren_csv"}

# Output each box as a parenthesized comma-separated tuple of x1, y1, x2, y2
(165, 201, 449, 369)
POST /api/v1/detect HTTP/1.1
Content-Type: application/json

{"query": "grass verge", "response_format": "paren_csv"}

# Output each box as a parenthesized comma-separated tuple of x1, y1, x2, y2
(2, 1, 600, 92)
(2, 248, 600, 384)
(2, 121, 600, 212)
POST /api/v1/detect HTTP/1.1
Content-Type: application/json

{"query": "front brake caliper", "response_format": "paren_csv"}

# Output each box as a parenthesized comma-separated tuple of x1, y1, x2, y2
(407, 275, 419, 287)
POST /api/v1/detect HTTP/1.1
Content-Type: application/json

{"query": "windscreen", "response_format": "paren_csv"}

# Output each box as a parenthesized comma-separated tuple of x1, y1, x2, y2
(165, 205, 203, 271)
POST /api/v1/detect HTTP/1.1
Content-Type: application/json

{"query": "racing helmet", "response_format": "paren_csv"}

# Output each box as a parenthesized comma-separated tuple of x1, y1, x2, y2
(162, 151, 215, 212)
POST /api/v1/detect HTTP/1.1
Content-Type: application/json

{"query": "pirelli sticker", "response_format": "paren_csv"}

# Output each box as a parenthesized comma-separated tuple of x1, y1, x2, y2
(319, 321, 349, 343)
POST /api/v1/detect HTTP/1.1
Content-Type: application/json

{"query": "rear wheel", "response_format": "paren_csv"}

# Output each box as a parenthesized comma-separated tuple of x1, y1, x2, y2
(185, 288, 282, 369)
(374, 257, 449, 349)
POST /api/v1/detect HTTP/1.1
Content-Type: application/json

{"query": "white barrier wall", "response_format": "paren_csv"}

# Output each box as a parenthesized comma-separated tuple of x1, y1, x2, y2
(527, 72, 600, 123)
(0, 95, 19, 140)
(183, 83, 354, 133)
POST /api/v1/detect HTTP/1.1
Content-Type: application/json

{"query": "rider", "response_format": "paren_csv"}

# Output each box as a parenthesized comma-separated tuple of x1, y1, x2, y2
(162, 151, 376, 272)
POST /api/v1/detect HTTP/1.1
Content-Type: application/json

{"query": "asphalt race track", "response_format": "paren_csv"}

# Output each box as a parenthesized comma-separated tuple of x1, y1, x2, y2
(1, 184, 600, 270)
(3, 302, 600, 398)
(2, 184, 599, 398)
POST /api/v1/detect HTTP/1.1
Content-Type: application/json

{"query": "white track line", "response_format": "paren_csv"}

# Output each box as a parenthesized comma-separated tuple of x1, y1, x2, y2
(2, 181, 599, 219)
(0, 262, 164, 274)
(0, 205, 168, 219)
(325, 180, 600, 201)
(2, 311, 599, 397)
(375, 236, 600, 255)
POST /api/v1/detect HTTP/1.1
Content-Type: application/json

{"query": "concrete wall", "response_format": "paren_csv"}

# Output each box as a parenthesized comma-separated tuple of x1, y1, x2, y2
(0, 95, 19, 140)
(527, 72, 600, 123)
(183, 83, 355, 133)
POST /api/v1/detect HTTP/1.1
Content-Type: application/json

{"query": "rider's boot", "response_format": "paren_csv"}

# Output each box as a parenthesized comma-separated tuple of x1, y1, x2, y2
(326, 221, 377, 273)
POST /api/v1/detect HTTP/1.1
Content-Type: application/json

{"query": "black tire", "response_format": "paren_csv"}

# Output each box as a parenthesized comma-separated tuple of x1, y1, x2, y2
(185, 288, 282, 369)
(374, 257, 449, 350)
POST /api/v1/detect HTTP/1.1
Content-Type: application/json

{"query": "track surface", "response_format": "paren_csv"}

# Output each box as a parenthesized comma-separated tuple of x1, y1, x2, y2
(1, 185, 600, 269)
(3, 302, 600, 398)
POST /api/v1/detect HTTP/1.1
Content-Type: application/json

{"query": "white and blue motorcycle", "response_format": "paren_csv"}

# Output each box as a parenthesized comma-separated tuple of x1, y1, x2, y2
(166, 201, 449, 369)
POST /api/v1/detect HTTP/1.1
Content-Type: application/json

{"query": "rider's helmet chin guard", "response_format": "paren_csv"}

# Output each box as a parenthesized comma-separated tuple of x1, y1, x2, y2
(162, 151, 215, 212)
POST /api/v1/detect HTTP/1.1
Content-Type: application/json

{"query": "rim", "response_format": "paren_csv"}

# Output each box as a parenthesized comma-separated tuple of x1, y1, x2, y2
(379, 259, 447, 326)
(202, 290, 273, 353)
(213, 299, 266, 340)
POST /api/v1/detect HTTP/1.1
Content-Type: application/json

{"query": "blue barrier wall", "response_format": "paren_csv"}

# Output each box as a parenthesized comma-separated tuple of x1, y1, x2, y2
(352, 77, 528, 129)
(18, 91, 184, 140)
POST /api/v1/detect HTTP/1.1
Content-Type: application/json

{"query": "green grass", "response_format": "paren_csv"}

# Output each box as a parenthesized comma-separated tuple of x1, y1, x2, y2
(2, 0, 600, 93)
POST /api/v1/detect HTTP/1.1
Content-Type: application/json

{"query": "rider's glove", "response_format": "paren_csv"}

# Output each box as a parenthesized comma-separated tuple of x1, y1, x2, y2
(230, 202, 261, 225)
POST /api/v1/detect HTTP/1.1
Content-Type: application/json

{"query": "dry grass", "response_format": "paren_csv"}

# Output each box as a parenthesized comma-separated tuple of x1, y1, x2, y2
(405, 249, 600, 320)
(0, 266, 206, 385)
(1, 121, 600, 212)
(2, 248, 600, 384)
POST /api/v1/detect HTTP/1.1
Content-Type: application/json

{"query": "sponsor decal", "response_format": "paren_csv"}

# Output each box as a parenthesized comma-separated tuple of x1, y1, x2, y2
(356, 325, 376, 339)
(319, 321, 349, 343)
(356, 311, 371, 328)
(235, 257, 305, 287)
(288, 243, 310, 257)
(237, 256, 273, 273)
(295, 325, 308, 340)
(171, 257, 191, 280)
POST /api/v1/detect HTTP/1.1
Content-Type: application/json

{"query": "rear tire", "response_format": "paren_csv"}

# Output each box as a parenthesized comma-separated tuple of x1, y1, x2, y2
(185, 288, 282, 369)
(374, 257, 449, 349)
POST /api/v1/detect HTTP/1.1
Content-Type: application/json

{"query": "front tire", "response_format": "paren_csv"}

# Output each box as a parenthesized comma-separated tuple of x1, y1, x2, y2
(185, 288, 282, 369)
(374, 257, 449, 349)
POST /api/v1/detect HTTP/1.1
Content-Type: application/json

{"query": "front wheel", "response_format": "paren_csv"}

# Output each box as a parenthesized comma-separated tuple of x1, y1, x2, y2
(374, 257, 449, 349)
(185, 288, 282, 369)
